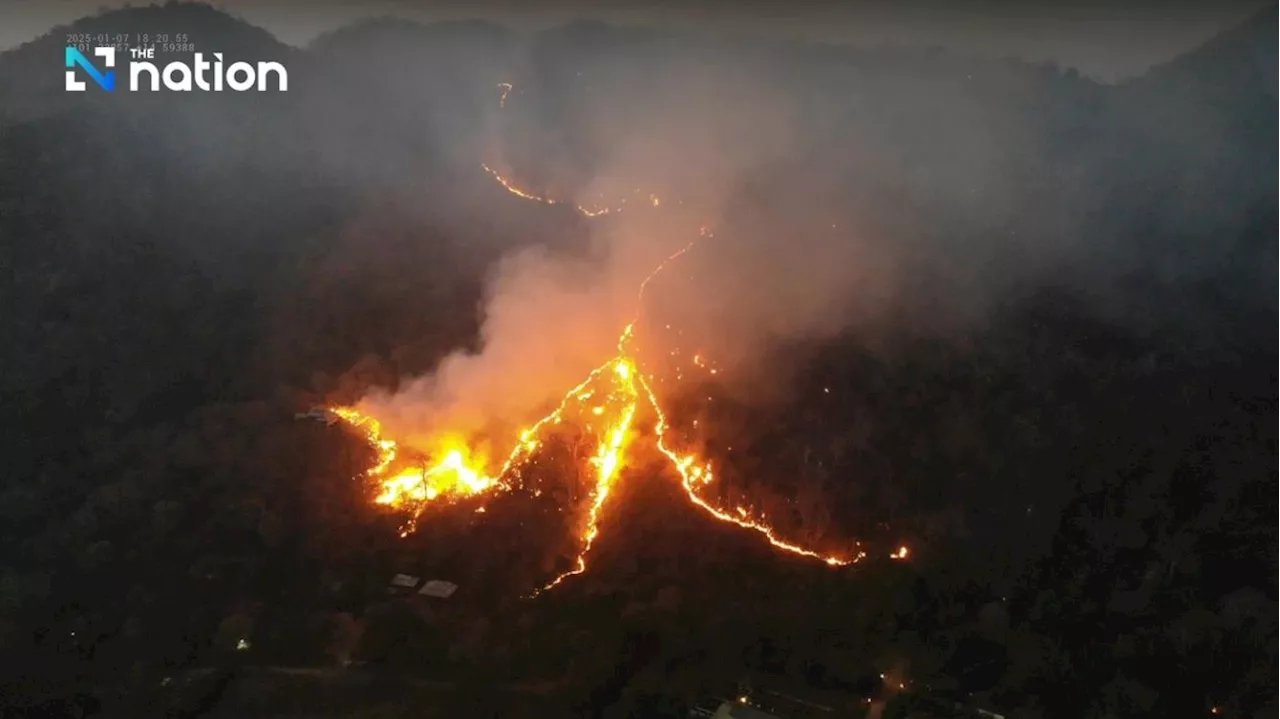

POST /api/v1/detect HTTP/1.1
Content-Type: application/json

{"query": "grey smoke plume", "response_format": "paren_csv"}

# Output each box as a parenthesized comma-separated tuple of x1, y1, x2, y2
(348, 17, 1269, 445)
(355, 57, 899, 444)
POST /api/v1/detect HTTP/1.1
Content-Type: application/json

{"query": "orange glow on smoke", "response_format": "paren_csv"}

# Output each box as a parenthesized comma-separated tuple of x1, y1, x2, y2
(327, 83, 881, 589)
(331, 236, 862, 584)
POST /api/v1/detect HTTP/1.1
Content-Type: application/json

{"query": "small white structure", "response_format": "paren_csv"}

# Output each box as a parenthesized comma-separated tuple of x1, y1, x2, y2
(389, 574, 419, 588)
(418, 580, 458, 599)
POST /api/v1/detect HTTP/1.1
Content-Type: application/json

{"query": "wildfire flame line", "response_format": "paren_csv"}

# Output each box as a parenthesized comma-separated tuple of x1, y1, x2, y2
(333, 234, 861, 587)
(481, 162, 618, 218)
(537, 240, 700, 592)
(536, 359, 639, 593)
(639, 373, 866, 566)
(329, 81, 905, 591)
(484, 82, 666, 219)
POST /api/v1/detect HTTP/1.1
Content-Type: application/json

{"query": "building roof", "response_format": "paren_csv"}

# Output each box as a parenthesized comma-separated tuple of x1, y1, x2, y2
(418, 580, 458, 598)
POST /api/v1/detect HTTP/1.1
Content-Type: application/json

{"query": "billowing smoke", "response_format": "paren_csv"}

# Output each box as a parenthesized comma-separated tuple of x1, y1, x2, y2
(345, 17, 1272, 447)
(352, 55, 900, 444)
(356, 242, 632, 449)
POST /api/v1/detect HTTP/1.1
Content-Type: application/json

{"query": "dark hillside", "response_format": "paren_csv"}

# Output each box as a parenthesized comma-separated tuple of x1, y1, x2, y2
(0, 4, 1272, 718)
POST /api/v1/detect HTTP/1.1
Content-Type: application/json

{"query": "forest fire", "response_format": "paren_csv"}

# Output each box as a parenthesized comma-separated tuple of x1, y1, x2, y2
(329, 81, 880, 588)
(331, 235, 867, 585)
(480, 162, 614, 217)
(329, 407, 508, 536)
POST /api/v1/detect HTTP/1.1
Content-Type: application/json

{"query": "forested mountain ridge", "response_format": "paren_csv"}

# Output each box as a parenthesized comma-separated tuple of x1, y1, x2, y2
(0, 3, 1273, 717)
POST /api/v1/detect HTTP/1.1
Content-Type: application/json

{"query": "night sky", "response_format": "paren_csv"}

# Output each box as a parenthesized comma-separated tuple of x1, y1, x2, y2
(1, 0, 1266, 81)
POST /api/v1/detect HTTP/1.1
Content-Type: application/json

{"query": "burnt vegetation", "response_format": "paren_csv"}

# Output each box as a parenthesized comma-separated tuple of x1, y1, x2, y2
(0, 3, 1275, 718)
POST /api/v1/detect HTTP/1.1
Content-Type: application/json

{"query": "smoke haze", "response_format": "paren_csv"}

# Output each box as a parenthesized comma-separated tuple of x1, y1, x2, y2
(331, 9, 1272, 449)
(2, 0, 1267, 81)
(2, 1, 1267, 457)
(354, 55, 899, 444)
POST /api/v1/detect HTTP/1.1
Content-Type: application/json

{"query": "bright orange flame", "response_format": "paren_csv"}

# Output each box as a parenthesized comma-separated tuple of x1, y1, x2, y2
(539, 359, 639, 592)
(334, 226, 861, 588)
(328, 86, 870, 590)
(890, 545, 910, 560)
(538, 244, 697, 592)
(335, 234, 865, 583)
(638, 375, 861, 567)
(330, 408, 509, 536)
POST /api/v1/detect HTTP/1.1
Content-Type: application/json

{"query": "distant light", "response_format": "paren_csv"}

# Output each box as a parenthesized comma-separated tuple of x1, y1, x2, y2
(738, 696, 749, 704)
(236, 638, 251, 651)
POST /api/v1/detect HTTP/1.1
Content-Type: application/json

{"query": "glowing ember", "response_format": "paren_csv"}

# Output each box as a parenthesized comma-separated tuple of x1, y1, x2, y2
(890, 545, 910, 560)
